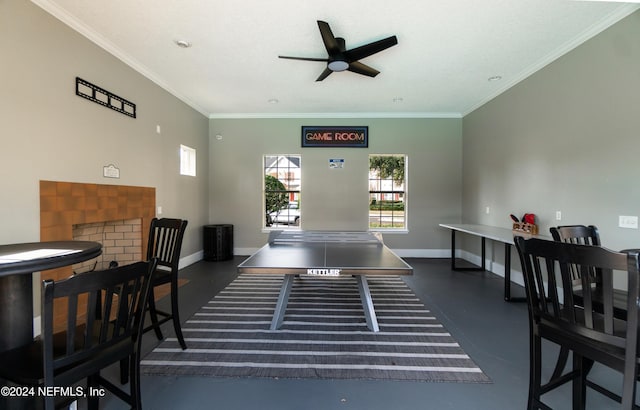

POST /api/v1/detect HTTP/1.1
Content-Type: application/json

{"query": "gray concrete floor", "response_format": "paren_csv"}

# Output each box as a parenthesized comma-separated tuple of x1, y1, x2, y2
(96, 257, 627, 410)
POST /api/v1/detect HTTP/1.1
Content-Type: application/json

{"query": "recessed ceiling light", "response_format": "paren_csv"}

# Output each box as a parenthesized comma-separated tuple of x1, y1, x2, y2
(488, 76, 502, 82)
(175, 40, 191, 48)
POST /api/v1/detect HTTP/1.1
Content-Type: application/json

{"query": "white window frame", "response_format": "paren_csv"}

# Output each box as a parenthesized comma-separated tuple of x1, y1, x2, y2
(263, 155, 301, 230)
(180, 144, 196, 176)
(368, 154, 408, 231)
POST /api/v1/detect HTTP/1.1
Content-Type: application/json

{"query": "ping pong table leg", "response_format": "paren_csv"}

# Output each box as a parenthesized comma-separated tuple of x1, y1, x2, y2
(271, 274, 295, 330)
(356, 275, 379, 332)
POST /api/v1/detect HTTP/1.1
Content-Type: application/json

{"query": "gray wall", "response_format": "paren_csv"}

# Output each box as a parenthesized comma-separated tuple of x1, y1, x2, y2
(462, 11, 640, 278)
(209, 117, 462, 254)
(7, 0, 637, 287)
(0, 0, 210, 259)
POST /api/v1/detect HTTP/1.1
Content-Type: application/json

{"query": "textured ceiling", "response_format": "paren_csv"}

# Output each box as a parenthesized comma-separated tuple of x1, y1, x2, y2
(33, 0, 640, 118)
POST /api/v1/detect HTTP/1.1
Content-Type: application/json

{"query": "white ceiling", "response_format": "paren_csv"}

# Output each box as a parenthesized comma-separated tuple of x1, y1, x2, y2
(33, 0, 639, 118)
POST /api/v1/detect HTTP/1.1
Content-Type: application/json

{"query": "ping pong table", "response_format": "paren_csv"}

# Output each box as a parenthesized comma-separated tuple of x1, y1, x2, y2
(237, 230, 413, 332)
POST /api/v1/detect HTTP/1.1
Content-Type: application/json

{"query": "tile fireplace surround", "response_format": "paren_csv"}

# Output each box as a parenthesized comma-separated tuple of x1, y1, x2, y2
(39, 180, 156, 283)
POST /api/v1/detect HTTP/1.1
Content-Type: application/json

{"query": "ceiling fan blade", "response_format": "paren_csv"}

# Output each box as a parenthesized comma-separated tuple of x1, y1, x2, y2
(348, 61, 380, 78)
(345, 35, 398, 62)
(317, 20, 341, 54)
(316, 67, 333, 82)
(279, 55, 329, 62)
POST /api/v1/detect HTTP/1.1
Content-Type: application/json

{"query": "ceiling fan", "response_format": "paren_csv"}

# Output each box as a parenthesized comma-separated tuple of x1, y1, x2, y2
(279, 20, 398, 81)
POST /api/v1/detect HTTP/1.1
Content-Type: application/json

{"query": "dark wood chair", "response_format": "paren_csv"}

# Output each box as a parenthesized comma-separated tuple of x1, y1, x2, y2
(549, 225, 603, 380)
(550, 225, 602, 289)
(549, 224, 631, 384)
(514, 236, 640, 410)
(120, 218, 188, 385)
(0, 259, 156, 410)
(550, 225, 601, 246)
(550, 225, 626, 314)
(144, 217, 188, 349)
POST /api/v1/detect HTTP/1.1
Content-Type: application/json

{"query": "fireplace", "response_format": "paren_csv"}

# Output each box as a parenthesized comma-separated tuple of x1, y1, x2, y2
(39, 180, 155, 325)
(72, 219, 143, 273)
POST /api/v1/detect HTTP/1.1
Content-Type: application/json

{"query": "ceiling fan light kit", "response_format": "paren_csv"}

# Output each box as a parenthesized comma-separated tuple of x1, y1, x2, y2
(279, 20, 398, 82)
(328, 60, 349, 72)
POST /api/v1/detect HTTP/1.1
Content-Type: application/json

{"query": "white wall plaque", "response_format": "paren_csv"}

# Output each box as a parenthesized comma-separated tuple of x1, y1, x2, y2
(103, 164, 120, 178)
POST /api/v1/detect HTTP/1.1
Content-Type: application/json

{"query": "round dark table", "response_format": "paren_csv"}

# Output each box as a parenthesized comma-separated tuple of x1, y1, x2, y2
(0, 240, 102, 352)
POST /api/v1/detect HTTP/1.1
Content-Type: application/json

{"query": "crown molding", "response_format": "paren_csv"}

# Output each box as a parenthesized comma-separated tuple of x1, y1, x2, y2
(208, 112, 463, 119)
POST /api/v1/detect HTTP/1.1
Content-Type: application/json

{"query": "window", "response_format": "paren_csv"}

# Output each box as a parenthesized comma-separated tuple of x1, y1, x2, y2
(369, 154, 407, 230)
(264, 155, 301, 228)
(180, 144, 196, 176)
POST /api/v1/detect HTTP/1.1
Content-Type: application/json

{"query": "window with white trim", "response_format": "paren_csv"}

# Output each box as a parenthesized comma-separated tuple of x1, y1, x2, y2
(369, 154, 407, 230)
(180, 144, 196, 176)
(264, 155, 301, 229)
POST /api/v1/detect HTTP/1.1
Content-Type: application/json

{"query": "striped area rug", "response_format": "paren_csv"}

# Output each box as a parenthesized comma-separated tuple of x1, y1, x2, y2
(141, 274, 491, 383)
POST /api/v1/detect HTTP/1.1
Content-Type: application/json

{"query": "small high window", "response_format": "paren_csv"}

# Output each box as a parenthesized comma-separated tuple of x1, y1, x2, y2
(180, 145, 196, 176)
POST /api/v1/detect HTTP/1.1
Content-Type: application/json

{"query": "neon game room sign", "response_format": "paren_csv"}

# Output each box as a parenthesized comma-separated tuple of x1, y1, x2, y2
(301, 126, 368, 148)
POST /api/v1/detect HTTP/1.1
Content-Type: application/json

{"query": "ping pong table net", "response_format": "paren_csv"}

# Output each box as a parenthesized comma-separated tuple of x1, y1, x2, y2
(268, 231, 383, 246)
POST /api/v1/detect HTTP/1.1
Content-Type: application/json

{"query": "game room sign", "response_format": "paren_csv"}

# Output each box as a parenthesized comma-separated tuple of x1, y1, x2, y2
(302, 126, 368, 148)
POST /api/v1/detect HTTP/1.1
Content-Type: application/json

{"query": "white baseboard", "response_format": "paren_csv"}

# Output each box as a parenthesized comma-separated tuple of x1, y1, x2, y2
(179, 250, 203, 269)
(391, 249, 450, 258)
(34, 315, 41, 337)
(235, 248, 257, 257)
(459, 250, 525, 288)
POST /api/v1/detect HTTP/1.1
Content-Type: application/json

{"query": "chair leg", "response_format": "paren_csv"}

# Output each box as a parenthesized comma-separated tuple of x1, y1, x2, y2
(130, 352, 142, 410)
(87, 374, 100, 410)
(120, 357, 130, 385)
(620, 349, 638, 410)
(147, 287, 164, 341)
(528, 335, 542, 410)
(550, 346, 570, 381)
(171, 278, 187, 350)
(571, 353, 586, 410)
(44, 393, 55, 410)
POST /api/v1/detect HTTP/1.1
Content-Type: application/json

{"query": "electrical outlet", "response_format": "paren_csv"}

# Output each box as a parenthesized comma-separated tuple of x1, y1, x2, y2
(555, 211, 562, 221)
(157, 206, 163, 215)
(619, 215, 638, 229)
(485, 206, 490, 215)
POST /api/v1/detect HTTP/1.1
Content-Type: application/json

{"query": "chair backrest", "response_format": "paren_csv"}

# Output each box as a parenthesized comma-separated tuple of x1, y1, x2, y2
(550, 225, 601, 282)
(146, 218, 188, 271)
(41, 259, 157, 387)
(514, 236, 640, 395)
(550, 225, 601, 246)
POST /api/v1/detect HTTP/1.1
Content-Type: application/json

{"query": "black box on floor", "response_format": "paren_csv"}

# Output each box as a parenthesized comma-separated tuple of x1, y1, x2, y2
(203, 224, 233, 261)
